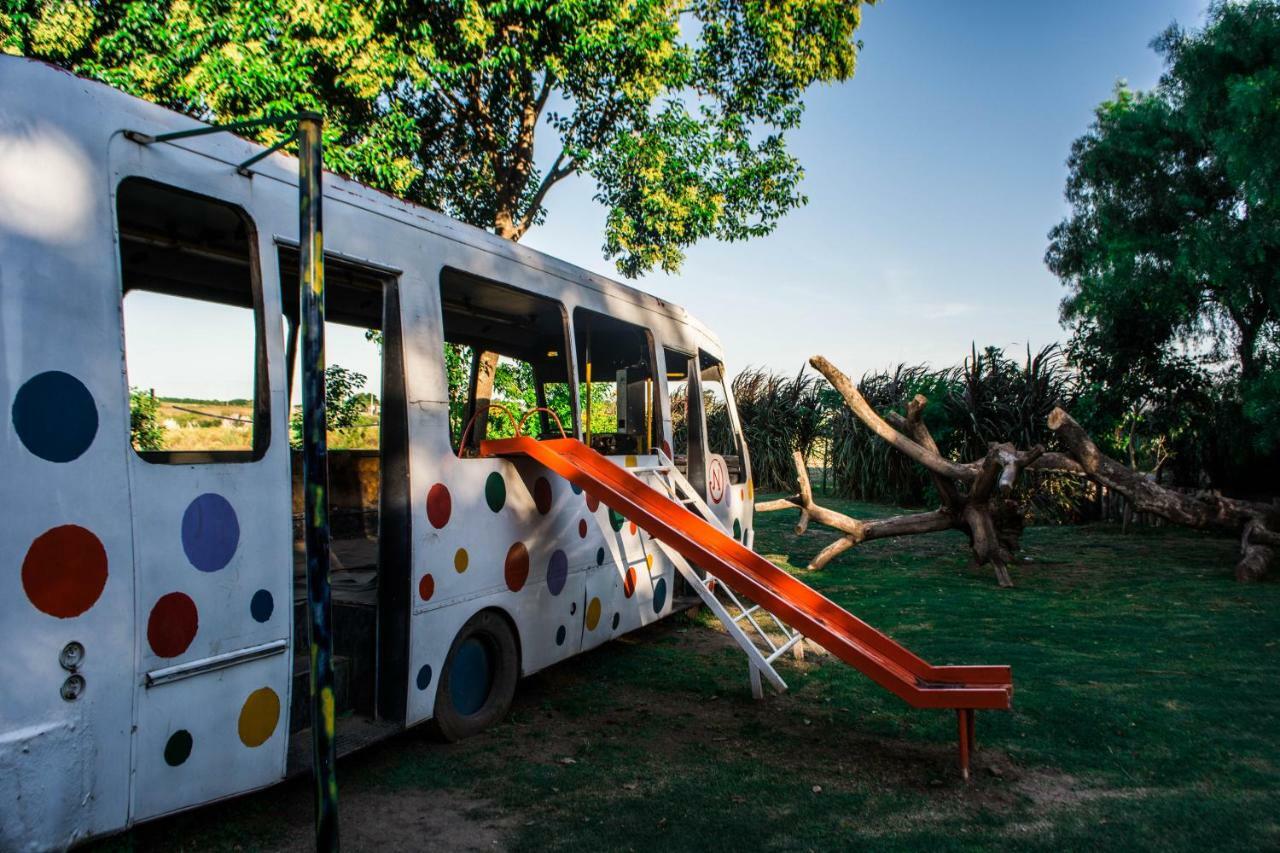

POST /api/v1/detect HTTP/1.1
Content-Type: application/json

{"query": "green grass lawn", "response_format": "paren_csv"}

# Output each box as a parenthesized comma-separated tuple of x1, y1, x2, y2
(101, 496, 1280, 852)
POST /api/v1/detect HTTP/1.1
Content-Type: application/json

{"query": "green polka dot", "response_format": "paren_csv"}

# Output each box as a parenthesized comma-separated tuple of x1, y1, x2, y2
(733, 519, 742, 541)
(608, 508, 624, 532)
(485, 471, 506, 513)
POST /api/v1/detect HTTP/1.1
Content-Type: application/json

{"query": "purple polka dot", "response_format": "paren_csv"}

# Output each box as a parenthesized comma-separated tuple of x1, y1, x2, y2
(181, 493, 239, 572)
(546, 550, 568, 596)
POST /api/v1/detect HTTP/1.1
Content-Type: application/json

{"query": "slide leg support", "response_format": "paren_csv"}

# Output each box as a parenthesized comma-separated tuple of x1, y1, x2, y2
(957, 709, 976, 781)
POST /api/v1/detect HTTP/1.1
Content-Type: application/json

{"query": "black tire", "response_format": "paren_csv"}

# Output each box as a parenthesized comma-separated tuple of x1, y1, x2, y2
(432, 610, 519, 742)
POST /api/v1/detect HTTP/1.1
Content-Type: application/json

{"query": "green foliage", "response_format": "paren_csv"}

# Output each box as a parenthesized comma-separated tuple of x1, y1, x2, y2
(728, 367, 825, 492)
(1, 0, 875, 276)
(1047, 1, 1280, 490)
(289, 364, 370, 447)
(129, 387, 164, 451)
(730, 346, 1084, 518)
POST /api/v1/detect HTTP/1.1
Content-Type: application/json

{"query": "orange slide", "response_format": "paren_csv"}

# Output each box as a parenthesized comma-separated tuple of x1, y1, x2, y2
(482, 437, 1013, 776)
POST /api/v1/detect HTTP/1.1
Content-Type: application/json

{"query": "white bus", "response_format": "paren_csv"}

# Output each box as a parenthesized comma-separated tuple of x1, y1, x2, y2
(0, 56, 755, 849)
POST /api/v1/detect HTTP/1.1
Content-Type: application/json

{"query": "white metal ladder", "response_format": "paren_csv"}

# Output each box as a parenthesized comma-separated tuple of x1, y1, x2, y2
(633, 450, 806, 698)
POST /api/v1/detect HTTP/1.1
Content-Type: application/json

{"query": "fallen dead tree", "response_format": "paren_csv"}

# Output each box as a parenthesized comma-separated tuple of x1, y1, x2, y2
(758, 356, 1280, 585)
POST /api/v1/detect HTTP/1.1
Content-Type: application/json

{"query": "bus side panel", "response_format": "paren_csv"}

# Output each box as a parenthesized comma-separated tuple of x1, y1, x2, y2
(0, 60, 137, 848)
(397, 249, 676, 726)
(108, 136, 297, 823)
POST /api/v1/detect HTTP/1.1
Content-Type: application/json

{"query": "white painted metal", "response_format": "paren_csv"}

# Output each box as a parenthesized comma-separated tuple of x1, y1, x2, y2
(0, 55, 758, 846)
(649, 449, 804, 698)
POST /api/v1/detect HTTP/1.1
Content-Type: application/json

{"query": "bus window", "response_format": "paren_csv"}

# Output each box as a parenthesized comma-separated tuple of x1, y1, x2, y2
(663, 348, 694, 474)
(116, 178, 269, 462)
(698, 351, 747, 484)
(574, 309, 660, 457)
(439, 269, 575, 454)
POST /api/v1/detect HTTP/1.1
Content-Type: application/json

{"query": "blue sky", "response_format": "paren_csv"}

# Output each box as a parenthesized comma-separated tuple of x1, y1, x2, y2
(523, 0, 1211, 377)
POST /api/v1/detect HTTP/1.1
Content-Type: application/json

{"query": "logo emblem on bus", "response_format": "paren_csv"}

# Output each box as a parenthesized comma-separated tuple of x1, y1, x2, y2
(708, 455, 728, 504)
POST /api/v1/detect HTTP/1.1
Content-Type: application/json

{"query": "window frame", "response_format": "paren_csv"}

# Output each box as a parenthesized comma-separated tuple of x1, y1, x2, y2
(115, 177, 271, 465)
(438, 267, 578, 455)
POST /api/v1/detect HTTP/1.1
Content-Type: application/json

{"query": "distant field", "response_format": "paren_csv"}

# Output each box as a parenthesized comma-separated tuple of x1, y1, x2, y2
(147, 399, 378, 451)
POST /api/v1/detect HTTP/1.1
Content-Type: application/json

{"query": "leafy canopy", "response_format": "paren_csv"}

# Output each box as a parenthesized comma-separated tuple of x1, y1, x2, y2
(1047, 1, 1280, 390)
(2, 0, 873, 276)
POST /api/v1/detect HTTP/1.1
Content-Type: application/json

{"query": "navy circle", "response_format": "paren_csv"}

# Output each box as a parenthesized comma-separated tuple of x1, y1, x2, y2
(555, 625, 566, 646)
(12, 371, 98, 462)
(546, 550, 568, 596)
(571, 482, 583, 495)
(250, 589, 274, 623)
(611, 612, 620, 630)
(181, 493, 240, 572)
(595, 547, 605, 566)
(164, 729, 193, 766)
(416, 664, 433, 691)
(652, 577, 668, 614)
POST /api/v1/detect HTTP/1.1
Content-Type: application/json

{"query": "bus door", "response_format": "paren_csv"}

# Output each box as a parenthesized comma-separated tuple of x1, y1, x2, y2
(111, 139, 293, 821)
(669, 349, 752, 540)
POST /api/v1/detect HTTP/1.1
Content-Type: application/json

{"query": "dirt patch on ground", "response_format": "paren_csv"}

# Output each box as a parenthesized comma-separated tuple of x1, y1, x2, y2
(268, 789, 517, 852)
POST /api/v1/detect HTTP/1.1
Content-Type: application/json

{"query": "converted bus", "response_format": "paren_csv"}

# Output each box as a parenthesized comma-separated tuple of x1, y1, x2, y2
(0, 56, 755, 848)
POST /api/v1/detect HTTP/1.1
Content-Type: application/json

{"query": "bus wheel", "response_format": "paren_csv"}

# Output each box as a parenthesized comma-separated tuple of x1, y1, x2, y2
(433, 610, 519, 742)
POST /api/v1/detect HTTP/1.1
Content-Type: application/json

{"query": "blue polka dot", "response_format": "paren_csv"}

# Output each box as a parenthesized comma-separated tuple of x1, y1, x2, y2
(571, 482, 583, 495)
(652, 577, 667, 614)
(611, 612, 620, 630)
(250, 589, 273, 623)
(11, 371, 98, 462)
(181, 493, 240, 572)
(595, 547, 605, 566)
(547, 550, 568, 596)
(555, 625, 566, 646)
(416, 664, 433, 691)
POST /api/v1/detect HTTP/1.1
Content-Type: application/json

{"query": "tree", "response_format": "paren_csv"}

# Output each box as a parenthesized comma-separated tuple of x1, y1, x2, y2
(2, 0, 874, 276)
(129, 387, 165, 451)
(760, 355, 1280, 585)
(1047, 1, 1280, 491)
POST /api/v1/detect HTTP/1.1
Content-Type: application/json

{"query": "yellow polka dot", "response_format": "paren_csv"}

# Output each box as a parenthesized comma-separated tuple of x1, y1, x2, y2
(585, 597, 602, 630)
(748, 480, 755, 500)
(624, 455, 637, 468)
(454, 548, 469, 573)
(645, 553, 654, 569)
(238, 686, 280, 748)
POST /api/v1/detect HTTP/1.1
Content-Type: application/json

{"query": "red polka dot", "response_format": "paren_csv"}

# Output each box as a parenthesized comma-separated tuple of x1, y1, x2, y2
(623, 567, 636, 598)
(418, 573, 435, 602)
(504, 542, 529, 592)
(629, 521, 638, 536)
(21, 524, 108, 618)
(578, 519, 588, 538)
(533, 477, 553, 515)
(147, 592, 198, 658)
(586, 493, 600, 513)
(426, 483, 451, 529)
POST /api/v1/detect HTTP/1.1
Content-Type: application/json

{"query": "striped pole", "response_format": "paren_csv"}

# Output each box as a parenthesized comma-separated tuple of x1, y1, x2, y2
(298, 112, 339, 851)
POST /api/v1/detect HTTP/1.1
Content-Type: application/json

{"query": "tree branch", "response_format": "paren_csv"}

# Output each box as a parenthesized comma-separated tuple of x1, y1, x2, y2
(809, 356, 977, 482)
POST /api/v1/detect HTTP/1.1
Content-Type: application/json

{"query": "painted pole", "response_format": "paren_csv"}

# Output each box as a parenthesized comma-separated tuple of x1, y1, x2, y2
(298, 112, 340, 851)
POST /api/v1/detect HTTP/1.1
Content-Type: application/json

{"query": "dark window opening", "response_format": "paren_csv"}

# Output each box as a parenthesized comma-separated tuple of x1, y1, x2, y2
(440, 269, 575, 454)
(279, 248, 410, 726)
(699, 351, 747, 484)
(574, 308, 660, 456)
(116, 177, 269, 463)
(664, 347, 695, 475)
